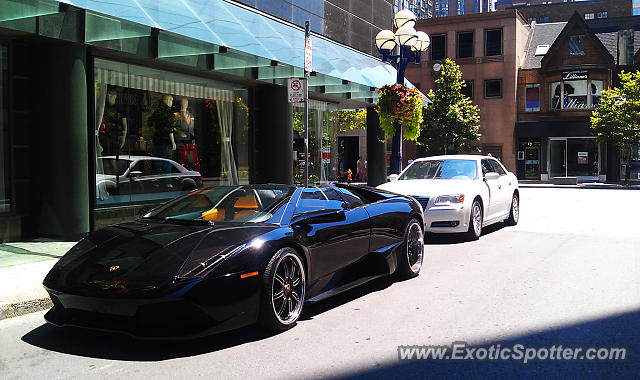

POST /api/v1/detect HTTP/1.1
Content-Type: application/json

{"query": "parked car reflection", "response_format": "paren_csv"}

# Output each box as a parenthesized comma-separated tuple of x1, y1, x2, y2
(97, 155, 202, 196)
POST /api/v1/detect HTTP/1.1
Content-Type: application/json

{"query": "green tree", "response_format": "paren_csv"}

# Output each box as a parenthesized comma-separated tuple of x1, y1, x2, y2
(418, 59, 480, 154)
(590, 71, 640, 184)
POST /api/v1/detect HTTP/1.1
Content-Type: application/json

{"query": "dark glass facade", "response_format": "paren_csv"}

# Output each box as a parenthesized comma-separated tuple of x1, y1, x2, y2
(232, 0, 394, 55)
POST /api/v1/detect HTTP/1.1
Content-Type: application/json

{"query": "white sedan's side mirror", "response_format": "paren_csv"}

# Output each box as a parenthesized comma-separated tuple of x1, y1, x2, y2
(484, 172, 499, 181)
(388, 174, 399, 182)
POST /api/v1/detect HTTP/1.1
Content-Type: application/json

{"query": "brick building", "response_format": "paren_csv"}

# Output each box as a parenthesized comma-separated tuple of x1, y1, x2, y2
(496, 0, 632, 24)
(515, 12, 640, 182)
(405, 10, 532, 172)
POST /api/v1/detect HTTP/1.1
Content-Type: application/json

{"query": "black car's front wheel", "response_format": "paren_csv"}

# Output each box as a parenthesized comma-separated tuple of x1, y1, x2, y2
(259, 247, 306, 332)
(395, 218, 424, 279)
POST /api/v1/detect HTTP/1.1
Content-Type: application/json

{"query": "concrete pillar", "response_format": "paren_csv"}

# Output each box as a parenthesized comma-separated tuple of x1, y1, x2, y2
(34, 42, 89, 238)
(366, 106, 386, 187)
(252, 84, 293, 185)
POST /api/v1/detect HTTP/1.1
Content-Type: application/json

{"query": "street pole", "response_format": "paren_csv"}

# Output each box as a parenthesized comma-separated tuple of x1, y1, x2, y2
(304, 20, 310, 188)
(389, 45, 410, 175)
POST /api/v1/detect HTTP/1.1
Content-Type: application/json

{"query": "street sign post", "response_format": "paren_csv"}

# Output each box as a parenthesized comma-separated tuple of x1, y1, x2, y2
(303, 20, 310, 187)
(288, 78, 304, 103)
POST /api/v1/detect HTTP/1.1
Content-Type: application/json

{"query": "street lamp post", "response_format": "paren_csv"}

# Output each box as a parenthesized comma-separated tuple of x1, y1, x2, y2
(375, 10, 430, 175)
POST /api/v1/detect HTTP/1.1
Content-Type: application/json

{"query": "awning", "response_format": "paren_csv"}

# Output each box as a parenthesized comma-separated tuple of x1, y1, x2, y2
(1, 0, 423, 103)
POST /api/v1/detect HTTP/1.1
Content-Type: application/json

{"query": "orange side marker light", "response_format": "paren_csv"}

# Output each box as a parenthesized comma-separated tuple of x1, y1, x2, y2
(240, 271, 259, 279)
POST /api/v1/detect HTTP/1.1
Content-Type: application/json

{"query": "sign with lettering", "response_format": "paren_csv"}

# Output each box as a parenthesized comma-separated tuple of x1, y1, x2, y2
(562, 70, 588, 80)
(288, 78, 304, 103)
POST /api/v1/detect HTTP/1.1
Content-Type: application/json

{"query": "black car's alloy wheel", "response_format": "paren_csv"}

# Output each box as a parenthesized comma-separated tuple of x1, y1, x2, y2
(396, 218, 424, 279)
(259, 247, 306, 331)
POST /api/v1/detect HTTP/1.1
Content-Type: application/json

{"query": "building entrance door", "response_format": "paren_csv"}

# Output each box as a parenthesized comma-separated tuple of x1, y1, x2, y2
(524, 147, 540, 179)
(550, 139, 567, 178)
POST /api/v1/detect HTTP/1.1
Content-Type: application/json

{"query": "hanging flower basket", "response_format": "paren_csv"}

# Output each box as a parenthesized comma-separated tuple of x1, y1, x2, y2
(375, 84, 423, 141)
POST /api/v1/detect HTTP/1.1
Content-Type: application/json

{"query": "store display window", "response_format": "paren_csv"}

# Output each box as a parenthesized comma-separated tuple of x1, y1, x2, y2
(93, 58, 249, 210)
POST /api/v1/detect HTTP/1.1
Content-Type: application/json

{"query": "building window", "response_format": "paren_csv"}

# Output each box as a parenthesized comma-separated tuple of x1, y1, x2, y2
(0, 44, 8, 214)
(569, 35, 585, 56)
(431, 34, 447, 60)
(597, 11, 607, 18)
(584, 13, 594, 20)
(551, 79, 604, 110)
(538, 16, 550, 23)
(485, 29, 503, 56)
(457, 0, 465, 14)
(485, 79, 502, 98)
(525, 84, 540, 111)
(457, 31, 474, 58)
(591, 80, 604, 107)
(461, 80, 474, 99)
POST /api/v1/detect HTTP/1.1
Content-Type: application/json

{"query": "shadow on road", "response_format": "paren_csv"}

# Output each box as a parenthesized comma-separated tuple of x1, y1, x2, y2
(21, 277, 396, 361)
(426, 222, 508, 245)
(331, 309, 640, 379)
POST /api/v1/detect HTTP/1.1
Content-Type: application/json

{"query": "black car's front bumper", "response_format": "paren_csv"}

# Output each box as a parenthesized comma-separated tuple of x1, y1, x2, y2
(43, 274, 261, 340)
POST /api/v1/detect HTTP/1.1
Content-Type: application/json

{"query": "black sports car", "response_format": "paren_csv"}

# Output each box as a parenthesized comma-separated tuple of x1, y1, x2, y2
(43, 183, 425, 338)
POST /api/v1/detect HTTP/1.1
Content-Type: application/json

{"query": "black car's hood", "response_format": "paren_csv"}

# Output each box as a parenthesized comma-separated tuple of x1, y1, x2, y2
(45, 220, 278, 297)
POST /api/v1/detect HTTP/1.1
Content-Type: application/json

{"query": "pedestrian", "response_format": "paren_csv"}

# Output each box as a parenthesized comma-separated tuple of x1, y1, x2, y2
(356, 156, 363, 181)
(362, 160, 368, 182)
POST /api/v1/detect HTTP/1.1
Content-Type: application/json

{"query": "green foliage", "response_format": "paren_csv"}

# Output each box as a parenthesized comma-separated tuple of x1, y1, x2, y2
(418, 59, 480, 154)
(590, 71, 640, 150)
(375, 84, 423, 140)
(334, 109, 367, 133)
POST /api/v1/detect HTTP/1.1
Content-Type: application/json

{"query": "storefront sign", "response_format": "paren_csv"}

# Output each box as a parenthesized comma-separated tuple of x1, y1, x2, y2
(288, 78, 305, 103)
(562, 70, 588, 80)
(577, 151, 588, 164)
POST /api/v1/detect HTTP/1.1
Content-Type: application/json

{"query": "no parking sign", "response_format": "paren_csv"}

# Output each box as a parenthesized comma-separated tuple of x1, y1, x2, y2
(288, 78, 305, 103)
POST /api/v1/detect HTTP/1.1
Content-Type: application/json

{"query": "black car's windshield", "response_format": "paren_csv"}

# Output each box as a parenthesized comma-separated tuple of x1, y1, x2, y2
(144, 185, 295, 224)
(101, 158, 132, 176)
(398, 159, 478, 180)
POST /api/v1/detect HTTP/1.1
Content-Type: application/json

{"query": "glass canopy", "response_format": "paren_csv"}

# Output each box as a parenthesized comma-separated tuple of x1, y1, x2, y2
(56, 0, 413, 91)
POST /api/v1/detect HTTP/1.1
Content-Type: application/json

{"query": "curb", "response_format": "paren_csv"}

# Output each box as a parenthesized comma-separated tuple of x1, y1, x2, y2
(0, 297, 52, 320)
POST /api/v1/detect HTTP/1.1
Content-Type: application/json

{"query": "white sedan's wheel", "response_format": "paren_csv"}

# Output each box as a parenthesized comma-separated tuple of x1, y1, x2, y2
(466, 199, 483, 240)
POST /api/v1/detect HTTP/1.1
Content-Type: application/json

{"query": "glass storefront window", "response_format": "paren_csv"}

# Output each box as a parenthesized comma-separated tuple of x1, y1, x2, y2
(564, 80, 588, 109)
(93, 58, 249, 217)
(591, 80, 603, 107)
(551, 81, 562, 110)
(550, 79, 604, 110)
(550, 138, 599, 178)
(0, 44, 9, 214)
(292, 101, 337, 185)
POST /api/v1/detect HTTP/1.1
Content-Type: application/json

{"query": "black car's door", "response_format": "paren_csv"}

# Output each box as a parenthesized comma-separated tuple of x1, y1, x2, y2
(291, 187, 370, 280)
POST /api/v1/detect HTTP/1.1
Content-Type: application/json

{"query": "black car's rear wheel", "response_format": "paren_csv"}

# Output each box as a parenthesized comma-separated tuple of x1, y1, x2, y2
(259, 247, 306, 332)
(395, 218, 424, 279)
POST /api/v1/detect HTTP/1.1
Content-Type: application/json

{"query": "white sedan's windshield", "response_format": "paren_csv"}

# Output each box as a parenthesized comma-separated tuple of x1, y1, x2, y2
(399, 160, 478, 180)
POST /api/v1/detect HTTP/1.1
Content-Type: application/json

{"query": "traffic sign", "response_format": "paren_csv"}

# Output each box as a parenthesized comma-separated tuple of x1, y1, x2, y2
(304, 37, 312, 72)
(288, 78, 305, 103)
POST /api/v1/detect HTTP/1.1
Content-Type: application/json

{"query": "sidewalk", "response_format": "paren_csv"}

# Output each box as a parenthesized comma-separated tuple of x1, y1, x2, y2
(0, 240, 75, 319)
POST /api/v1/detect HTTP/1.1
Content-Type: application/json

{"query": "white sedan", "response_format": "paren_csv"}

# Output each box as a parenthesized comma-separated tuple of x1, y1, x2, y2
(378, 155, 519, 240)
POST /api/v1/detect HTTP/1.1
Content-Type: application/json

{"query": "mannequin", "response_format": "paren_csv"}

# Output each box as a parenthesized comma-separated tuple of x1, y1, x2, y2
(149, 94, 177, 159)
(176, 97, 200, 173)
(99, 89, 128, 155)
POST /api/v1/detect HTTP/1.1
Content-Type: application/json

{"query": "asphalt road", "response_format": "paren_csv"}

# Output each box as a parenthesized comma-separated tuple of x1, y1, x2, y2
(1, 188, 639, 379)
